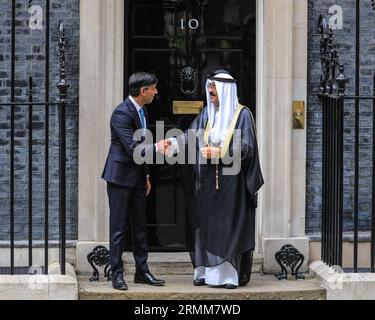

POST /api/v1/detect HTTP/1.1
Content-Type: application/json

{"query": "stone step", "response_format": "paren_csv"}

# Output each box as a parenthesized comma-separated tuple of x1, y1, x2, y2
(122, 252, 263, 276)
(78, 274, 326, 300)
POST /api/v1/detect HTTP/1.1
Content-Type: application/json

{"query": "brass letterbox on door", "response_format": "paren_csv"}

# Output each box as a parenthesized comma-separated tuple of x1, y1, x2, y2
(173, 101, 204, 115)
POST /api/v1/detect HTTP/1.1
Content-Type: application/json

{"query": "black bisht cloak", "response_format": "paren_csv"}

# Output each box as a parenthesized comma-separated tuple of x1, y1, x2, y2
(178, 105, 264, 284)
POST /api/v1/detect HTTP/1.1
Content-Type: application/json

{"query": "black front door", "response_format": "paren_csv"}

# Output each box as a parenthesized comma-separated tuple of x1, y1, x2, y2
(124, 0, 256, 251)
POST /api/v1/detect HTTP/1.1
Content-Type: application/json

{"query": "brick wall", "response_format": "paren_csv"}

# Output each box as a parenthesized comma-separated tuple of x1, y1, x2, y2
(307, 0, 375, 235)
(0, 0, 79, 241)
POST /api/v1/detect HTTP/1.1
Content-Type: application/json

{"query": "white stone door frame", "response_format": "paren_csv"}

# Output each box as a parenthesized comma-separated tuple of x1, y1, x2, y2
(76, 0, 309, 274)
(255, 0, 265, 255)
(77, 0, 124, 272)
(256, 0, 309, 272)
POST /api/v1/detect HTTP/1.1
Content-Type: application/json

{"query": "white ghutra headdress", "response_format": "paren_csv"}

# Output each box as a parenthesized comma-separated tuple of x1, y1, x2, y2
(205, 70, 239, 146)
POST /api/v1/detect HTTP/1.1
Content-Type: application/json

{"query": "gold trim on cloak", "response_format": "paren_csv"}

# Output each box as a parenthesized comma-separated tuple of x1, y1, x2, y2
(204, 104, 246, 158)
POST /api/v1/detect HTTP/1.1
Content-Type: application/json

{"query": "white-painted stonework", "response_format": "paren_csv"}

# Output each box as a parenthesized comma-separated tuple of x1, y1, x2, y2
(0, 264, 78, 300)
(310, 261, 375, 300)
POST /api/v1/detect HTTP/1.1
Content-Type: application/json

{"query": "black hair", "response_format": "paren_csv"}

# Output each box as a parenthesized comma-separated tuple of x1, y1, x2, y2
(128, 72, 158, 97)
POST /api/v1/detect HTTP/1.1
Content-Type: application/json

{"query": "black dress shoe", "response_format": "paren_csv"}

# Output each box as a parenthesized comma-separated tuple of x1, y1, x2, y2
(193, 278, 206, 286)
(112, 273, 128, 290)
(134, 272, 165, 286)
(239, 272, 251, 287)
(224, 283, 237, 289)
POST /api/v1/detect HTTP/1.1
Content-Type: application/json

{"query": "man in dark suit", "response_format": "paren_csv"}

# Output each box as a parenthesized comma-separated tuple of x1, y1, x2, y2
(102, 72, 168, 290)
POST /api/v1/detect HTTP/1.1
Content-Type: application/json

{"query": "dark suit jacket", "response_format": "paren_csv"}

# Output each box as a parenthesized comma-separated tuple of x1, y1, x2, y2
(102, 97, 154, 188)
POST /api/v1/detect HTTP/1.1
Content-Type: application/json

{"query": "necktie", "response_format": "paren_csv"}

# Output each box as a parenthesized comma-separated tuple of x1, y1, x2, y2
(139, 108, 146, 129)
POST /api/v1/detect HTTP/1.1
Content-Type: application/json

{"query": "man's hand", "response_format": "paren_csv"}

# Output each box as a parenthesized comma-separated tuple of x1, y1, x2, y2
(200, 147, 221, 159)
(146, 177, 151, 197)
(156, 139, 171, 155)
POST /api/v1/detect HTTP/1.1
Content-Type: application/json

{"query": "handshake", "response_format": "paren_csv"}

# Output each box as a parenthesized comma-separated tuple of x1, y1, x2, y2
(155, 138, 221, 159)
(156, 139, 173, 155)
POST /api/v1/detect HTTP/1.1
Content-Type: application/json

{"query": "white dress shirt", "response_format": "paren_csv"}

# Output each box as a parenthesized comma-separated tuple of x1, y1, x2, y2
(129, 96, 146, 130)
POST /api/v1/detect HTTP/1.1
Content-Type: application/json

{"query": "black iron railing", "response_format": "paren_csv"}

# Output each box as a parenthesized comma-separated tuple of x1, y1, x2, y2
(57, 22, 69, 276)
(318, 15, 346, 269)
(320, 93, 345, 268)
(318, 1, 375, 273)
(0, 0, 69, 275)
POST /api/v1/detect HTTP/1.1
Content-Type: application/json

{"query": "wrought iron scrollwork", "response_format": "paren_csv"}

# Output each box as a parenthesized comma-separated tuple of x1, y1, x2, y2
(87, 246, 112, 282)
(275, 244, 305, 280)
(318, 15, 348, 96)
(57, 22, 70, 102)
(180, 66, 197, 95)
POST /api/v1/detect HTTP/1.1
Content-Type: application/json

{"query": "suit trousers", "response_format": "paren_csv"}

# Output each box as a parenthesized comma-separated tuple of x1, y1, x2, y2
(107, 180, 149, 276)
